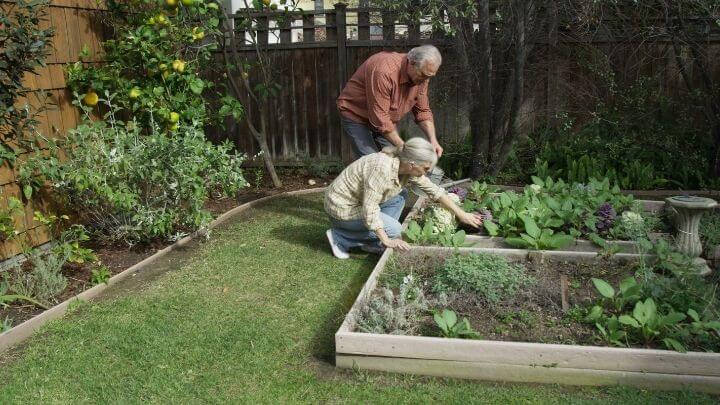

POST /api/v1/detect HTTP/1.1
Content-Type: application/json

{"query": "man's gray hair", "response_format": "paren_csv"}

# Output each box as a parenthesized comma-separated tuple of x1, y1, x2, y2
(407, 45, 442, 68)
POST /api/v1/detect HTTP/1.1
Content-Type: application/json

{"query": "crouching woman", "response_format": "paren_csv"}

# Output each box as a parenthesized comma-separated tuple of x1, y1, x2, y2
(324, 137, 481, 259)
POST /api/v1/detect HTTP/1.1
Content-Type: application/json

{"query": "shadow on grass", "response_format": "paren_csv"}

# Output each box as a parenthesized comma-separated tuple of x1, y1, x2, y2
(269, 224, 330, 254)
(257, 195, 328, 223)
(309, 255, 377, 365)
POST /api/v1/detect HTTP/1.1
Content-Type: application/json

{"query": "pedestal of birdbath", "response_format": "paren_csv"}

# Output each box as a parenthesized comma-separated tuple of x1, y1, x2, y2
(666, 196, 718, 276)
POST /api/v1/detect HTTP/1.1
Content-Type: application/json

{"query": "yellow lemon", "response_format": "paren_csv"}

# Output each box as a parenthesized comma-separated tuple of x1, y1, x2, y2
(169, 123, 179, 131)
(181, 0, 194, 5)
(192, 27, 205, 40)
(129, 87, 141, 99)
(169, 112, 180, 123)
(166, 0, 178, 7)
(172, 59, 185, 73)
(83, 91, 99, 106)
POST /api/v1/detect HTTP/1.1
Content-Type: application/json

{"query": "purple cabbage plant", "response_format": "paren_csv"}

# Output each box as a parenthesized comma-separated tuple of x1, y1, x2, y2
(447, 186, 468, 201)
(595, 202, 617, 234)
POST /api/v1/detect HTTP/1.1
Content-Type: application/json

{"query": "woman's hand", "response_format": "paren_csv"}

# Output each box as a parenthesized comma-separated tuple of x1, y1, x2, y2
(382, 238, 411, 251)
(457, 211, 483, 229)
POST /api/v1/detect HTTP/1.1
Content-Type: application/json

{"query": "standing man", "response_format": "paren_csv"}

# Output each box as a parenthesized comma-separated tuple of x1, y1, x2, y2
(337, 45, 444, 159)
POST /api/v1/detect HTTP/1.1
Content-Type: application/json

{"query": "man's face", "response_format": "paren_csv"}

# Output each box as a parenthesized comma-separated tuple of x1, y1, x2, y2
(408, 60, 438, 85)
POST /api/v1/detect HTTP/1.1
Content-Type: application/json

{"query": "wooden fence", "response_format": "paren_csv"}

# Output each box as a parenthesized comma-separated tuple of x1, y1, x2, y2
(0, 0, 108, 259)
(207, 4, 720, 166)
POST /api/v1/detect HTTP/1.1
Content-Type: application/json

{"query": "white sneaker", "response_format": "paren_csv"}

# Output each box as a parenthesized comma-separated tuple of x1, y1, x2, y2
(326, 229, 349, 259)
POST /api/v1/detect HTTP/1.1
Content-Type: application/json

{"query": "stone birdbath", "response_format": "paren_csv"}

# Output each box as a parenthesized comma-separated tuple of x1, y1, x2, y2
(665, 195, 718, 275)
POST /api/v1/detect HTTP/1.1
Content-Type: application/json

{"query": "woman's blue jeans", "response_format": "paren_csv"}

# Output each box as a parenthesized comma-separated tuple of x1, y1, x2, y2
(330, 191, 407, 251)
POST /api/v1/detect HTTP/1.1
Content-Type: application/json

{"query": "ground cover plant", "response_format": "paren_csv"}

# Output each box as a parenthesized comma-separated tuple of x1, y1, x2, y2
(356, 246, 720, 353)
(1, 194, 715, 402)
(405, 177, 670, 250)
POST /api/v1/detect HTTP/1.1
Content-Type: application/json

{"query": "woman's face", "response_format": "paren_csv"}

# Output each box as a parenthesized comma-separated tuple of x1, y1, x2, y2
(409, 162, 433, 177)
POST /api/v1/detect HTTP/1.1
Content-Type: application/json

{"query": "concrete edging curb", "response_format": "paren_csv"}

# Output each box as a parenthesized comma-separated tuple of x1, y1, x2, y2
(0, 187, 326, 354)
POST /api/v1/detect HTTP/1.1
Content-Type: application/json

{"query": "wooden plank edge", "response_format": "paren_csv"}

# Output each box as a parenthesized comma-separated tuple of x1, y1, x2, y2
(0, 187, 327, 353)
(336, 331, 720, 377)
(335, 354, 720, 394)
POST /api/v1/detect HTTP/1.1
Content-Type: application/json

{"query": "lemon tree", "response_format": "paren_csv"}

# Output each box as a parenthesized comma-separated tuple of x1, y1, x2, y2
(66, 0, 241, 131)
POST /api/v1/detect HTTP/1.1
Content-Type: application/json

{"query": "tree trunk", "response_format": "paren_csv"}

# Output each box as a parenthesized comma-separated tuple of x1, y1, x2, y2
(491, 0, 527, 176)
(471, 0, 493, 178)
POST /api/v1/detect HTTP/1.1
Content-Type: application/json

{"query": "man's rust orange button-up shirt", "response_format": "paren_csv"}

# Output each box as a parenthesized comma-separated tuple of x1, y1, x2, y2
(337, 52, 434, 134)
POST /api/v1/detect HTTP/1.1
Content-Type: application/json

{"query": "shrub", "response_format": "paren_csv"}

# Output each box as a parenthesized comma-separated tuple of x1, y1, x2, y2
(432, 253, 534, 303)
(356, 280, 429, 335)
(3, 250, 68, 305)
(26, 99, 247, 245)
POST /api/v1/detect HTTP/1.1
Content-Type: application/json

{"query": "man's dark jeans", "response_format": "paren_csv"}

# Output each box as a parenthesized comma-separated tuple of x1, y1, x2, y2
(341, 117, 393, 158)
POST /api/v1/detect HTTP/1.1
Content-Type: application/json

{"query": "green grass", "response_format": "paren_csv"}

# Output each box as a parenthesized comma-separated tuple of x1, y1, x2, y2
(0, 194, 716, 403)
(700, 212, 720, 249)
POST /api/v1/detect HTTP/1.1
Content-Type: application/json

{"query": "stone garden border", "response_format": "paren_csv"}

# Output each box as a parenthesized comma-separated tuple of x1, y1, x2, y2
(0, 188, 326, 354)
(335, 246, 720, 393)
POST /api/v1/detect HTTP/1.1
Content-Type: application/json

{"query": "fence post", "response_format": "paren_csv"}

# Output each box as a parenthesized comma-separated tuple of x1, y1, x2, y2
(256, 13, 269, 46)
(358, 8, 370, 40)
(335, 3, 348, 93)
(279, 14, 292, 44)
(303, 14, 315, 42)
(382, 12, 395, 40)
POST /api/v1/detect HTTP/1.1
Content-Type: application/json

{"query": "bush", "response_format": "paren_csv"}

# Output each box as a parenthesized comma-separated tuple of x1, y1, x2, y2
(3, 250, 68, 305)
(432, 253, 534, 303)
(28, 99, 246, 245)
(356, 278, 429, 335)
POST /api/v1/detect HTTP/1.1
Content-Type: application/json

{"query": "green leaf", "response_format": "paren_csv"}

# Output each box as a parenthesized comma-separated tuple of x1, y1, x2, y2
(548, 234, 574, 249)
(687, 308, 700, 322)
(521, 215, 541, 239)
(585, 305, 603, 322)
(619, 315, 640, 328)
(483, 221, 498, 236)
(531, 176, 544, 187)
(500, 193, 512, 208)
(662, 311, 686, 326)
(23, 184, 34, 200)
(633, 298, 656, 324)
(662, 338, 686, 353)
(443, 309, 457, 327)
(592, 278, 615, 299)
(618, 277, 637, 295)
(452, 230, 466, 247)
(504, 237, 530, 249)
(190, 79, 205, 95)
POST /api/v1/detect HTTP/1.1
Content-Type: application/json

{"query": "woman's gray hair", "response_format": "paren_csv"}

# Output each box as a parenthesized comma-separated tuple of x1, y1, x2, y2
(407, 45, 442, 69)
(382, 137, 438, 168)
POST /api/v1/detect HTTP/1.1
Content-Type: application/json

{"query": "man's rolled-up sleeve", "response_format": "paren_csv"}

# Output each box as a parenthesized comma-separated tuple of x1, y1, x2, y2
(412, 83, 434, 124)
(366, 68, 396, 133)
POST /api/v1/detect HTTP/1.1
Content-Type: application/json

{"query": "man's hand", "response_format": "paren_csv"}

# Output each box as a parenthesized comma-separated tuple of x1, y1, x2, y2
(431, 140, 444, 158)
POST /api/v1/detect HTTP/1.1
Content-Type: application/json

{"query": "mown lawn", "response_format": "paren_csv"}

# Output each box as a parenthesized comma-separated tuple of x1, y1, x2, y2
(0, 194, 715, 403)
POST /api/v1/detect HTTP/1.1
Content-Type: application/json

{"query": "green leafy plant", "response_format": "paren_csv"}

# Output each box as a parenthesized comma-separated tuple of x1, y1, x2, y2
(90, 265, 112, 286)
(24, 98, 247, 245)
(1, 317, 12, 333)
(356, 283, 429, 335)
(700, 212, 720, 250)
(0, 197, 23, 241)
(589, 277, 642, 312)
(3, 250, 68, 306)
(504, 214, 574, 250)
(433, 253, 534, 303)
(0, 280, 48, 310)
(404, 220, 466, 248)
(0, 0, 55, 164)
(433, 309, 481, 339)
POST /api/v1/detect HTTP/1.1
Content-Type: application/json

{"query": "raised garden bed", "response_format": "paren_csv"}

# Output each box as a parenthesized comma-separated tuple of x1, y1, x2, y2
(336, 246, 720, 393)
(405, 179, 674, 254)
